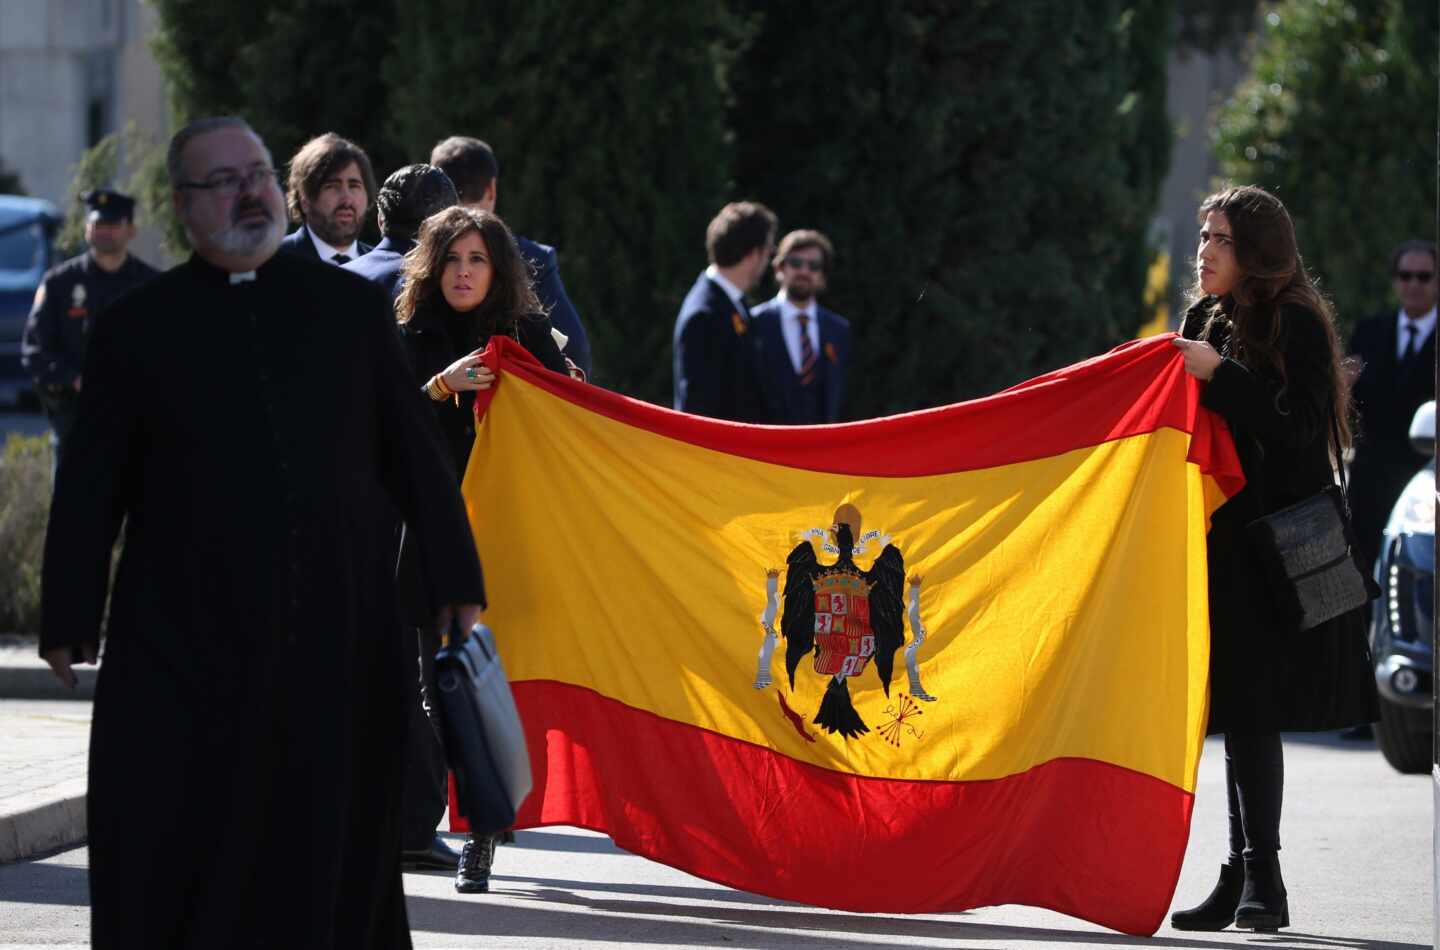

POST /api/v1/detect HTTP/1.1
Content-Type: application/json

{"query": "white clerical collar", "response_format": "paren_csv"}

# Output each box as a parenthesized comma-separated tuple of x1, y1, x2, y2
(308, 227, 358, 264)
(704, 265, 748, 315)
(229, 271, 256, 284)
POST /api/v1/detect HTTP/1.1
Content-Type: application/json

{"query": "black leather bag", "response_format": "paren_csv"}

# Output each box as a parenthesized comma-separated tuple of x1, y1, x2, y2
(433, 620, 532, 835)
(1246, 414, 1380, 632)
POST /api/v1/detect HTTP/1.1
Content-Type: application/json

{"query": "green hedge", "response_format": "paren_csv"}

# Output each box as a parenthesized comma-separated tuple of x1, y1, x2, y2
(0, 435, 51, 634)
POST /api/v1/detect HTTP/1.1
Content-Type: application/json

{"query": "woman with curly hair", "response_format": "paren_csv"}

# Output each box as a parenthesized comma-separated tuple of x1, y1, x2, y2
(394, 205, 568, 895)
(1168, 185, 1377, 933)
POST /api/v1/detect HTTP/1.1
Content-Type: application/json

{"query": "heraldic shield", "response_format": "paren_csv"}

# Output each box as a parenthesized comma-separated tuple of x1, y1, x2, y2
(811, 572, 876, 678)
(753, 503, 938, 741)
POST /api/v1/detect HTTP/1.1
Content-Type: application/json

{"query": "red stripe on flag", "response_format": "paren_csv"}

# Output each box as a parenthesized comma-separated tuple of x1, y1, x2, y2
(453, 680, 1193, 936)
(476, 335, 1242, 494)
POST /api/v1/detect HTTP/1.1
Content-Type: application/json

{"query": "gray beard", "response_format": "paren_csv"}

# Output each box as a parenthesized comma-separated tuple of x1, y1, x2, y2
(202, 215, 284, 260)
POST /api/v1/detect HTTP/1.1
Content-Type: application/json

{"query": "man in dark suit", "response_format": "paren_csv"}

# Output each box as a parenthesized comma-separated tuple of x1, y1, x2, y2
(278, 132, 376, 264)
(1348, 239, 1437, 573)
(343, 163, 457, 302)
(751, 229, 852, 424)
(429, 136, 591, 378)
(672, 201, 777, 421)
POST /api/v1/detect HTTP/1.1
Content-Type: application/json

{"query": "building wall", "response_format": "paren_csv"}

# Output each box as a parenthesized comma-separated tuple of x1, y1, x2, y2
(0, 0, 169, 263)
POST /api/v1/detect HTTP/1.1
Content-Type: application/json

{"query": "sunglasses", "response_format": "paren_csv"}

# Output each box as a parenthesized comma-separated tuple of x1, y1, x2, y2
(784, 256, 824, 273)
(1396, 270, 1435, 283)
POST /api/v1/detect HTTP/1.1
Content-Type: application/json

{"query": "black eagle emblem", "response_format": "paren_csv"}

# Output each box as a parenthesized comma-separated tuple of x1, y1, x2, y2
(779, 505, 907, 739)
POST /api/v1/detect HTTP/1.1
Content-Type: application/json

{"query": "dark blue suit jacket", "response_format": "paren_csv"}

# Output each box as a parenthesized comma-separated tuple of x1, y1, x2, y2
(278, 222, 373, 262)
(672, 272, 766, 421)
(517, 235, 590, 378)
(751, 299, 852, 424)
(341, 235, 411, 302)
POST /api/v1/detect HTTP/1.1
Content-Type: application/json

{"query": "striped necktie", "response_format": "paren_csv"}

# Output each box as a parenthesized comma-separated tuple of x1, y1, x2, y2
(797, 311, 817, 385)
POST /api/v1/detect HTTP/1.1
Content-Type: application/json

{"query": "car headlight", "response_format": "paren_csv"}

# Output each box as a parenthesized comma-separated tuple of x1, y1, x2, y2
(1386, 465, 1436, 536)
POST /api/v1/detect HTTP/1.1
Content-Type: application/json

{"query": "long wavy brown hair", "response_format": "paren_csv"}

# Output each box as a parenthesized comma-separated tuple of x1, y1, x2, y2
(395, 206, 541, 331)
(1188, 185, 1352, 449)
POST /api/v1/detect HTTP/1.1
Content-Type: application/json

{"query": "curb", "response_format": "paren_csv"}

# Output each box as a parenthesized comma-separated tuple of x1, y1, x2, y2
(0, 778, 86, 864)
(0, 664, 97, 701)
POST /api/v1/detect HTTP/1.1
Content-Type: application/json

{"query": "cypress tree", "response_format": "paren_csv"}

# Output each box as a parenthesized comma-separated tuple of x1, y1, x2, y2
(386, 0, 752, 396)
(730, 1, 1175, 415)
(1212, 0, 1438, 333)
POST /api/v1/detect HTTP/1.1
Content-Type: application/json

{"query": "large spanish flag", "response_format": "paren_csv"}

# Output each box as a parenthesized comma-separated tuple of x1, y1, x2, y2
(456, 334, 1241, 936)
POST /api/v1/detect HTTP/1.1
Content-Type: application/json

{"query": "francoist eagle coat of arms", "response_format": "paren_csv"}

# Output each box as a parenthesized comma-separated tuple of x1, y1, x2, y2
(753, 503, 937, 740)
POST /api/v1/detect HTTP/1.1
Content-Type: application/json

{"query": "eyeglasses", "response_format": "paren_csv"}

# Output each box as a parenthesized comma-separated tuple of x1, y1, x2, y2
(784, 256, 824, 273)
(177, 167, 277, 198)
(1396, 270, 1435, 283)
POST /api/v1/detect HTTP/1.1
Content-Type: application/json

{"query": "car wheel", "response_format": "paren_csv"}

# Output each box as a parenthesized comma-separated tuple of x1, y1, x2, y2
(1375, 697, 1431, 775)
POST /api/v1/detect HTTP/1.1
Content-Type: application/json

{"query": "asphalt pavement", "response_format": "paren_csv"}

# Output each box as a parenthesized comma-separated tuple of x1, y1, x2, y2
(0, 727, 1429, 949)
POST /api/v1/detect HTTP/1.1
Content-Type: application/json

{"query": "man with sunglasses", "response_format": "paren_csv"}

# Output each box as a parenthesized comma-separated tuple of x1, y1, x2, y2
(1347, 239, 1437, 575)
(21, 189, 158, 469)
(751, 229, 852, 424)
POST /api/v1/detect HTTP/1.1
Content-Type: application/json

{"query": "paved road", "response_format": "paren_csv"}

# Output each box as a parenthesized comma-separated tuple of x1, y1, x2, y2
(0, 733, 1430, 949)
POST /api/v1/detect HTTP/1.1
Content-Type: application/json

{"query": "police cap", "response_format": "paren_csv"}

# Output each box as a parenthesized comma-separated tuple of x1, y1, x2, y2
(81, 189, 137, 223)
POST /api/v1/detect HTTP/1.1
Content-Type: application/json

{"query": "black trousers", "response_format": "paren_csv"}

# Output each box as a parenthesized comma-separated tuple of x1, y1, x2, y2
(1224, 731, 1283, 860)
(400, 626, 448, 850)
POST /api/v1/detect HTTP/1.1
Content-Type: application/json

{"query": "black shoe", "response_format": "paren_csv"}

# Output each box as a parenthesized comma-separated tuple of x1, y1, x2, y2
(1170, 862, 1243, 931)
(1339, 723, 1373, 740)
(1234, 853, 1290, 932)
(498, 830, 516, 845)
(455, 834, 495, 894)
(401, 834, 462, 871)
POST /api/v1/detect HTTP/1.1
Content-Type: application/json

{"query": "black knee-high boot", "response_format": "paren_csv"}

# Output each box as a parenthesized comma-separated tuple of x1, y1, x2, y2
(1227, 732, 1288, 931)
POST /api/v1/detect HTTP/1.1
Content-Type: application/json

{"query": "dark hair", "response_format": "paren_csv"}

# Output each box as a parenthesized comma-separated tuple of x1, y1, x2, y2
(1390, 239, 1438, 274)
(772, 229, 834, 272)
(167, 116, 259, 187)
(1189, 185, 1352, 449)
(706, 201, 778, 267)
(395, 206, 541, 333)
(429, 136, 499, 205)
(376, 164, 458, 240)
(285, 133, 377, 223)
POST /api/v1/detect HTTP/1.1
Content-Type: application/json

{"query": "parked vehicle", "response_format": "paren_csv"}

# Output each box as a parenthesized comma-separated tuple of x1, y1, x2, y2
(1371, 400, 1435, 774)
(0, 195, 60, 406)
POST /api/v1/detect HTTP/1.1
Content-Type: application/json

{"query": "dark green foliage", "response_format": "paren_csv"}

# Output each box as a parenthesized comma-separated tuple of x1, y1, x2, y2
(151, 0, 405, 237)
(385, 0, 752, 395)
(148, 2, 1175, 409)
(731, 2, 1175, 413)
(1213, 0, 1438, 334)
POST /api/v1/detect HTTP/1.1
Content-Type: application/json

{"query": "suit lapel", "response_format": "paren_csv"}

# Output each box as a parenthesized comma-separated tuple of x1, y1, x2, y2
(818, 308, 844, 422)
(756, 306, 792, 420)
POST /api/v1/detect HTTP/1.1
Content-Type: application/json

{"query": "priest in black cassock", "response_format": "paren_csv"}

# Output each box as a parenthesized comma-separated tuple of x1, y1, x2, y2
(38, 115, 486, 949)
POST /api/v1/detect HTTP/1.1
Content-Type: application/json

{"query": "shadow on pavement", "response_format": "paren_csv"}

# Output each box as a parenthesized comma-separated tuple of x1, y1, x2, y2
(470, 829, 626, 855)
(489, 873, 797, 908)
(409, 885, 1431, 949)
(0, 856, 88, 907)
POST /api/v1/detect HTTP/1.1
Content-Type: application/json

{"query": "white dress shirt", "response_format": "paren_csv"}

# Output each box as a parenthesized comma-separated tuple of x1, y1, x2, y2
(774, 292, 821, 374)
(704, 265, 749, 317)
(1396, 306, 1437, 361)
(308, 228, 359, 265)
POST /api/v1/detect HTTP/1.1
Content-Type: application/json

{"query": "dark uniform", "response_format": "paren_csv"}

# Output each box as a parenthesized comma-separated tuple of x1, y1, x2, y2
(20, 191, 157, 460)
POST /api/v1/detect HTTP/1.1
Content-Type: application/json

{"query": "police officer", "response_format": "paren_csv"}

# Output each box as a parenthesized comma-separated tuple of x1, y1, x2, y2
(21, 189, 159, 466)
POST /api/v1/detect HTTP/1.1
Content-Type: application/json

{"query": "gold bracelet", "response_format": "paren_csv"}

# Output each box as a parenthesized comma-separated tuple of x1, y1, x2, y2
(424, 375, 448, 401)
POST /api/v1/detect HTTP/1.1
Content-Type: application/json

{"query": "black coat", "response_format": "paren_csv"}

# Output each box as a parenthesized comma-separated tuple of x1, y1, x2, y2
(671, 272, 766, 421)
(279, 221, 374, 262)
(20, 250, 159, 431)
(394, 300, 568, 624)
(517, 234, 591, 378)
(1346, 311, 1436, 569)
(40, 252, 485, 949)
(1182, 299, 1377, 734)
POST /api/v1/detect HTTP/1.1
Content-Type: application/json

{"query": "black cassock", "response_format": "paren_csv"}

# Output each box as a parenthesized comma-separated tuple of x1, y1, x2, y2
(39, 253, 485, 949)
